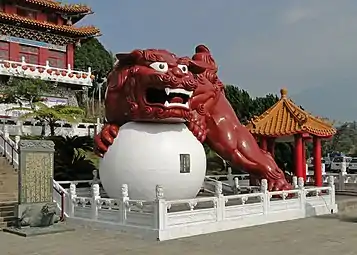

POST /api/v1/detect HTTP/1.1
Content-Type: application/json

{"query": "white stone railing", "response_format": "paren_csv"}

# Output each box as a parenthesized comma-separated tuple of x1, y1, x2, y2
(61, 177, 337, 241)
(0, 58, 94, 86)
(1, 121, 98, 137)
(305, 173, 357, 192)
(0, 129, 19, 169)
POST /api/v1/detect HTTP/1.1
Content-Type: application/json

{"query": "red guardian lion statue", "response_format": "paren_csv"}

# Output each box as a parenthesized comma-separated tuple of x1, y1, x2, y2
(94, 45, 292, 191)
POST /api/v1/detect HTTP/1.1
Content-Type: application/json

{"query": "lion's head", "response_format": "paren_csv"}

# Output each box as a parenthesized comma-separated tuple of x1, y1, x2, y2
(105, 48, 208, 124)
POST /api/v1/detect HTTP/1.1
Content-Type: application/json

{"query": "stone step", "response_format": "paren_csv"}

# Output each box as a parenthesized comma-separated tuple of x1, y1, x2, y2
(0, 218, 15, 229)
(0, 215, 16, 223)
(0, 207, 15, 217)
(0, 203, 15, 210)
(0, 193, 17, 200)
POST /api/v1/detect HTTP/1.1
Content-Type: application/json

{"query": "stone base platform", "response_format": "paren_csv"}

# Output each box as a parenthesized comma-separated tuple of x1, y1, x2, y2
(3, 223, 75, 237)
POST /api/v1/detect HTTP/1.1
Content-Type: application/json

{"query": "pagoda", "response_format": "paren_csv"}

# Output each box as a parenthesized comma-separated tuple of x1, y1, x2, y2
(245, 88, 336, 186)
(0, 0, 100, 114)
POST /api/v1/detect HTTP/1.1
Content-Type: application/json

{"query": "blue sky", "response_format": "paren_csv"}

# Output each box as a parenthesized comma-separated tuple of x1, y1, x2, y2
(71, 0, 357, 106)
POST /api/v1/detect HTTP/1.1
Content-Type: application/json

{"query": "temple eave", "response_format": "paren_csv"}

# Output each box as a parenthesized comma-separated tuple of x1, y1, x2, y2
(21, 0, 92, 14)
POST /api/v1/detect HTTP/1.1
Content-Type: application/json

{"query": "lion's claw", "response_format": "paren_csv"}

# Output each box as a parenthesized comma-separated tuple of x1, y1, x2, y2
(94, 123, 120, 157)
(268, 178, 292, 191)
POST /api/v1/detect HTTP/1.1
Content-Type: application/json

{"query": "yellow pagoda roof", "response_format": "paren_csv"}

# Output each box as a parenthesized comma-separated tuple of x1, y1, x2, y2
(245, 88, 336, 137)
(22, 0, 92, 13)
(0, 12, 100, 37)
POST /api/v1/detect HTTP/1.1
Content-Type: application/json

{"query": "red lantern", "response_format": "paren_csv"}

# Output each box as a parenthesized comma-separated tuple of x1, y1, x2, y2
(11, 63, 17, 68)
(61, 71, 67, 76)
(38, 67, 44, 73)
(4, 62, 10, 68)
(30, 67, 36, 72)
(76, 73, 81, 79)
(22, 65, 28, 70)
(68, 73, 74, 78)
(47, 69, 52, 74)
(82, 74, 88, 79)
(55, 70, 60, 76)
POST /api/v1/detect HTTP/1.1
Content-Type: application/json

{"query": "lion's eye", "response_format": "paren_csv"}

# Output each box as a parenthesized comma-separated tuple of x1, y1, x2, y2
(178, 64, 188, 73)
(149, 62, 168, 72)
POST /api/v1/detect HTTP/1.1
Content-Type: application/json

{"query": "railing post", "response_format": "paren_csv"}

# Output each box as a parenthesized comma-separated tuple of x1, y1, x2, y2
(298, 177, 306, 213)
(233, 177, 240, 194)
(119, 184, 129, 224)
(292, 176, 298, 189)
(3, 127, 8, 158)
(328, 176, 335, 208)
(154, 185, 166, 233)
(338, 172, 345, 191)
(215, 181, 224, 221)
(91, 184, 100, 220)
(260, 179, 269, 215)
(68, 183, 77, 217)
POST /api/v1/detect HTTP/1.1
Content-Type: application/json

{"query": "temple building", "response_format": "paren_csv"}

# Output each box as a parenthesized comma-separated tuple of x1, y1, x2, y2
(0, 0, 100, 116)
(245, 88, 336, 186)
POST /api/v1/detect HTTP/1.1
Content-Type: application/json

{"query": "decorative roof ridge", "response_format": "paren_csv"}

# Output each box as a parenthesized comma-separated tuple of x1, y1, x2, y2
(0, 12, 101, 36)
(281, 88, 334, 128)
(22, 0, 92, 13)
(283, 97, 308, 125)
(249, 99, 282, 126)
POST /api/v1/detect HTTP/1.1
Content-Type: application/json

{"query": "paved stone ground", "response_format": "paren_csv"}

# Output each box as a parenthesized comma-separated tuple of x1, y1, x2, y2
(1, 213, 357, 255)
(2, 196, 357, 255)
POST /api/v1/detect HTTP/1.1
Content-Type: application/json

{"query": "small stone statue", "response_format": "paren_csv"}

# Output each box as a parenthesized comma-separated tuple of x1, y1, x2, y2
(20, 203, 60, 228)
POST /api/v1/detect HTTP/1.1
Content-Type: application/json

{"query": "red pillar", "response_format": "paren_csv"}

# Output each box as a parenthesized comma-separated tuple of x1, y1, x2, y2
(313, 136, 322, 186)
(260, 137, 268, 151)
(9, 42, 19, 62)
(268, 138, 275, 157)
(39, 48, 49, 66)
(294, 134, 303, 178)
(67, 44, 74, 68)
(302, 140, 306, 181)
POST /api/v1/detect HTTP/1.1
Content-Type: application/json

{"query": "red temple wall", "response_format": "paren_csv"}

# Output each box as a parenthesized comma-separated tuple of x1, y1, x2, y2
(0, 3, 75, 68)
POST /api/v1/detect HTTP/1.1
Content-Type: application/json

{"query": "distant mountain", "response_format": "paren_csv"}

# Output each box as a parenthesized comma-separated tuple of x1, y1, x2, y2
(291, 83, 357, 123)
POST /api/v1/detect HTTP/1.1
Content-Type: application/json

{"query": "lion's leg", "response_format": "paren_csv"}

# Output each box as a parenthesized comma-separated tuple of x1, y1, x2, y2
(94, 123, 119, 157)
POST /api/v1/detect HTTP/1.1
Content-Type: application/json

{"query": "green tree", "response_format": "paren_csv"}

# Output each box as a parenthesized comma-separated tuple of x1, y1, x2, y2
(7, 102, 84, 136)
(74, 38, 114, 116)
(321, 121, 357, 155)
(0, 77, 50, 108)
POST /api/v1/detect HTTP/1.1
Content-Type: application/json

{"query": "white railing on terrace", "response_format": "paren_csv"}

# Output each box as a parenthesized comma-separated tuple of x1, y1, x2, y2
(0, 57, 94, 86)
(59, 177, 337, 241)
(1, 121, 100, 137)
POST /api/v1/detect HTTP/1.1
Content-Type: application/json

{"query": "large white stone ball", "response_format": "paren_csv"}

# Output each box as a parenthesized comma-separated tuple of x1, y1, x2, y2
(99, 122, 206, 201)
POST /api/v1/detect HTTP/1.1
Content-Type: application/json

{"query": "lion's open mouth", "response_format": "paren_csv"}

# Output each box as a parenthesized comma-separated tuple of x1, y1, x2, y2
(146, 87, 193, 108)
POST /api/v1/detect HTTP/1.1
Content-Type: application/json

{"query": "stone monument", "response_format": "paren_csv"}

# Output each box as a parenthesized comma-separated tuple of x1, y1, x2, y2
(4, 140, 74, 236)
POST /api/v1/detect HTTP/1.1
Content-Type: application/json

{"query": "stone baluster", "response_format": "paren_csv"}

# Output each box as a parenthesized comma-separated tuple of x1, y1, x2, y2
(14, 135, 20, 149)
(68, 183, 77, 217)
(292, 176, 298, 189)
(214, 181, 225, 221)
(14, 135, 20, 168)
(91, 184, 100, 220)
(154, 185, 166, 231)
(341, 161, 347, 176)
(91, 170, 100, 185)
(233, 177, 240, 194)
(260, 179, 269, 215)
(119, 184, 129, 224)
(338, 172, 345, 191)
(328, 176, 336, 208)
(4, 128, 9, 158)
(298, 177, 306, 211)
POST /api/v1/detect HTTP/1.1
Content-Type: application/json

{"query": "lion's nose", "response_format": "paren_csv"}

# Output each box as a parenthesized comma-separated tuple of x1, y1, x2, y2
(171, 67, 185, 78)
